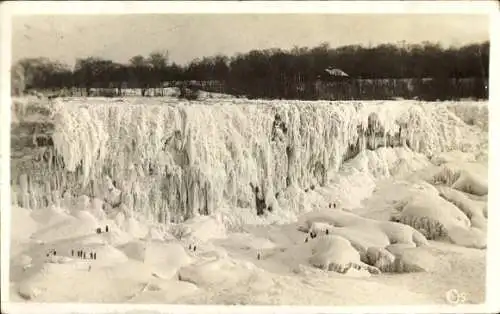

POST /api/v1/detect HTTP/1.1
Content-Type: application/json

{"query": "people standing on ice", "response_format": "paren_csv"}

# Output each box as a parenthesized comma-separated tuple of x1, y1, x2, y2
(83, 252, 87, 259)
(105, 225, 109, 233)
(193, 245, 197, 252)
(257, 253, 261, 260)
(96, 227, 102, 234)
(71, 249, 74, 257)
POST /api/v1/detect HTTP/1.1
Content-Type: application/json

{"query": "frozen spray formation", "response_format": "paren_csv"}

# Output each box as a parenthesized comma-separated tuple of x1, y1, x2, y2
(11, 98, 486, 227)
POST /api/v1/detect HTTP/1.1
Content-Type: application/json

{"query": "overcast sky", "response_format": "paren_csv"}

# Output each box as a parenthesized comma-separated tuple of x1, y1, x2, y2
(12, 14, 489, 67)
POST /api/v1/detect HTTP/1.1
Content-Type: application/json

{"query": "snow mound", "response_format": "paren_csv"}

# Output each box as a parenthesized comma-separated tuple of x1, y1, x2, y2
(431, 151, 476, 166)
(16, 258, 148, 302)
(178, 257, 258, 288)
(447, 226, 487, 249)
(298, 209, 428, 254)
(452, 168, 488, 196)
(128, 280, 200, 303)
(119, 241, 192, 280)
(99, 227, 133, 246)
(11, 206, 39, 241)
(174, 216, 227, 242)
(73, 210, 100, 226)
(30, 205, 72, 227)
(80, 235, 106, 246)
(393, 190, 486, 249)
(96, 244, 130, 265)
(363, 244, 447, 274)
(395, 191, 470, 230)
(217, 232, 276, 251)
(30, 211, 99, 242)
(436, 186, 487, 230)
(122, 217, 149, 239)
(308, 235, 379, 275)
(431, 162, 488, 196)
(385, 246, 447, 273)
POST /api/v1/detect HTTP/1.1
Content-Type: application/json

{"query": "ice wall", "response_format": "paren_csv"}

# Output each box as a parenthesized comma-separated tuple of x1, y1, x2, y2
(10, 97, 487, 223)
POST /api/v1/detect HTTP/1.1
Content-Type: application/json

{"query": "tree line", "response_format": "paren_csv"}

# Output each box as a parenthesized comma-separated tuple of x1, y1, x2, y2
(11, 40, 489, 99)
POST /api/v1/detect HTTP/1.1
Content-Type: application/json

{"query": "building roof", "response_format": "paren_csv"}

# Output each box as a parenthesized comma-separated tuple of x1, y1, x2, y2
(325, 67, 349, 77)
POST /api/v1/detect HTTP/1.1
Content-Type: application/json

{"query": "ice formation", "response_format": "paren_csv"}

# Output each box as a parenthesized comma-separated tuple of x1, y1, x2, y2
(9, 97, 489, 304)
(308, 234, 381, 275)
(11, 98, 487, 224)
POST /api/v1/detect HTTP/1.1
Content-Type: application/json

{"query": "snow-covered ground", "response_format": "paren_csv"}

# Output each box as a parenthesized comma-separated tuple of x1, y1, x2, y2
(7, 97, 488, 306)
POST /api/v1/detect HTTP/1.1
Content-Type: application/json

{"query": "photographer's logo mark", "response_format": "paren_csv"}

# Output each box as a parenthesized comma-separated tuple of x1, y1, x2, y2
(446, 289, 467, 305)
